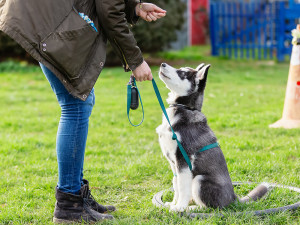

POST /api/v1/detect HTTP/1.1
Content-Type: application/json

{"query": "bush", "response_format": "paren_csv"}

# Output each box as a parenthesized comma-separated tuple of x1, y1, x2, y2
(106, 0, 186, 65)
(0, 32, 37, 64)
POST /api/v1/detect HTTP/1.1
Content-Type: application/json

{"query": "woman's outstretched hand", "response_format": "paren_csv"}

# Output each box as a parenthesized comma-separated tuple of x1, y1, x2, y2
(135, 3, 166, 22)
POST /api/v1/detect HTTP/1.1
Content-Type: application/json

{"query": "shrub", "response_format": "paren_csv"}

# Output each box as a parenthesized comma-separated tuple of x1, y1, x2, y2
(106, 0, 186, 65)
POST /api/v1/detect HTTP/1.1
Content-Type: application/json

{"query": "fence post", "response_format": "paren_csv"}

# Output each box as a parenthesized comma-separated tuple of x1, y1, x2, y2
(277, 2, 285, 62)
(210, 3, 218, 56)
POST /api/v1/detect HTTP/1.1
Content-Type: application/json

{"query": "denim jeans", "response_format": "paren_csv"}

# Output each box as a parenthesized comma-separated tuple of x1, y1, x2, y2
(40, 63, 95, 194)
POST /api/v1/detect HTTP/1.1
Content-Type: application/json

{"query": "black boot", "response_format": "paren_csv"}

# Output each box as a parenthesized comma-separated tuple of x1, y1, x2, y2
(82, 179, 116, 213)
(53, 184, 114, 223)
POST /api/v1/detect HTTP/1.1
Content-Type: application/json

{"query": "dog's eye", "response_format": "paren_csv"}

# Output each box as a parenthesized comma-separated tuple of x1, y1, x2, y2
(177, 70, 184, 76)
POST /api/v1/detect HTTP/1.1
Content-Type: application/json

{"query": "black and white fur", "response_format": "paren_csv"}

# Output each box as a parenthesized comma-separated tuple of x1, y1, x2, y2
(156, 63, 236, 212)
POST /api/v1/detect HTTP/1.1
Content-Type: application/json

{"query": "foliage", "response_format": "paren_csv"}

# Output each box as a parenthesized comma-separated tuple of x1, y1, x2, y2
(102, 0, 186, 66)
(0, 60, 39, 73)
(0, 32, 34, 63)
(0, 32, 24, 56)
(0, 47, 299, 224)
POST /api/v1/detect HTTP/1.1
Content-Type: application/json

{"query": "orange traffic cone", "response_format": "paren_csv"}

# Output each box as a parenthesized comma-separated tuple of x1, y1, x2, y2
(269, 25, 300, 129)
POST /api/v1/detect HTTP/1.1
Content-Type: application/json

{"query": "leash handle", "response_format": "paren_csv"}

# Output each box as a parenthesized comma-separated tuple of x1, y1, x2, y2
(152, 79, 193, 170)
(127, 76, 144, 127)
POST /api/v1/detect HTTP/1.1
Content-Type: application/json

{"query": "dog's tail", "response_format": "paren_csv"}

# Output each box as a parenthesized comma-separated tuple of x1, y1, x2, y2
(239, 182, 272, 203)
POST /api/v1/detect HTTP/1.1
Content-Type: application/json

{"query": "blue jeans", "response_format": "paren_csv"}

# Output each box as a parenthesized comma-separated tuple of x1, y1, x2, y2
(40, 64, 95, 194)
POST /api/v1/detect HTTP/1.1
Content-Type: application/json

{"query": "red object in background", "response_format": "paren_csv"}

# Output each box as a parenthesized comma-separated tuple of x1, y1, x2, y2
(190, 0, 209, 45)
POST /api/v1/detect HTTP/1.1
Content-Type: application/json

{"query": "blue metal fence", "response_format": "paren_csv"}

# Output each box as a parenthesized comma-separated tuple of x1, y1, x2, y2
(210, 0, 300, 61)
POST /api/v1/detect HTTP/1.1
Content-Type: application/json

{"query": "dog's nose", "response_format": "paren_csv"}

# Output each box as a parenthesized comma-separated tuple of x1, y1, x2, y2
(161, 63, 166, 67)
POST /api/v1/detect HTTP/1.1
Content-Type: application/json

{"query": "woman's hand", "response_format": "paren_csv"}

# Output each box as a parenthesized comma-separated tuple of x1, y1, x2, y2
(135, 3, 166, 22)
(132, 60, 153, 82)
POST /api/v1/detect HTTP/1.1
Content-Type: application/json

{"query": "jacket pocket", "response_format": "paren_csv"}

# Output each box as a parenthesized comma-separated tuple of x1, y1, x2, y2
(40, 7, 98, 80)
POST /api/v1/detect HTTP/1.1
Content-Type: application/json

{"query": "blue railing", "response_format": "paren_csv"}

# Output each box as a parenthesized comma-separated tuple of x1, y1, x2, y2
(210, 0, 300, 61)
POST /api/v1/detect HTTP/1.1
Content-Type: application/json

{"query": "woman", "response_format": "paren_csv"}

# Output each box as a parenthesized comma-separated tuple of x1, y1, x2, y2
(0, 0, 166, 223)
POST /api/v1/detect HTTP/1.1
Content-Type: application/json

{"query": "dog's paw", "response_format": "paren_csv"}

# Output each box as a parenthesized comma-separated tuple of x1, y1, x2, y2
(170, 204, 186, 212)
(165, 201, 175, 207)
(187, 205, 202, 212)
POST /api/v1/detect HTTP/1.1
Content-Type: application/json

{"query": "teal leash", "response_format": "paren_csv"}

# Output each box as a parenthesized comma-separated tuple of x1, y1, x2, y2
(151, 79, 193, 170)
(127, 78, 219, 171)
(199, 142, 219, 153)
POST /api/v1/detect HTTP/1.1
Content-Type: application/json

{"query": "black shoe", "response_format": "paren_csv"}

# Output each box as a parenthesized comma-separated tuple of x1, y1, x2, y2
(53, 185, 114, 224)
(82, 179, 117, 213)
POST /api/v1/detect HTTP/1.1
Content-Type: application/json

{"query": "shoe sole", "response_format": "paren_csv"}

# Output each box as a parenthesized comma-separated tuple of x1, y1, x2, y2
(53, 216, 113, 224)
(53, 217, 79, 224)
(53, 217, 96, 224)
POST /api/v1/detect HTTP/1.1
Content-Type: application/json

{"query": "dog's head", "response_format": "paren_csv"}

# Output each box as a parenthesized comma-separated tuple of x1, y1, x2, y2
(159, 63, 210, 110)
(159, 63, 210, 96)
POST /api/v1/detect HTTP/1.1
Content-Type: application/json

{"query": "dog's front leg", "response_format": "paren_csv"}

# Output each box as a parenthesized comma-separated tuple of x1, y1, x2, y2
(170, 167, 192, 212)
(165, 164, 179, 207)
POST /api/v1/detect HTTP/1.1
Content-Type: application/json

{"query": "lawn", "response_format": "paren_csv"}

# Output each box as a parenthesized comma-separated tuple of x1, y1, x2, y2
(0, 46, 299, 224)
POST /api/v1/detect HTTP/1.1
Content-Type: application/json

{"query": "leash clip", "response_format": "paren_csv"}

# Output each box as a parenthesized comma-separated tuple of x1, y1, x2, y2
(128, 75, 136, 87)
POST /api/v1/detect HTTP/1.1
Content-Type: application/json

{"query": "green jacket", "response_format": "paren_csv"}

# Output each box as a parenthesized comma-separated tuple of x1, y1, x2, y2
(0, 0, 143, 100)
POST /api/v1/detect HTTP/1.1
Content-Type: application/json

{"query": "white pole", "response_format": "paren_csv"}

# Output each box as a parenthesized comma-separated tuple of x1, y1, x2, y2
(187, 0, 191, 46)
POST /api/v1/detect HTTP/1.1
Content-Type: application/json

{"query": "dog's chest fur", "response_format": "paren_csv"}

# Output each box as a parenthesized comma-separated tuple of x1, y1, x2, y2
(156, 108, 179, 165)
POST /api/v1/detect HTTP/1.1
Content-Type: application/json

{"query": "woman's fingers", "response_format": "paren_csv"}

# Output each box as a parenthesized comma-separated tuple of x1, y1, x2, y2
(146, 14, 152, 22)
(148, 73, 153, 81)
(148, 12, 157, 21)
(146, 12, 165, 22)
(156, 12, 166, 18)
(152, 5, 167, 14)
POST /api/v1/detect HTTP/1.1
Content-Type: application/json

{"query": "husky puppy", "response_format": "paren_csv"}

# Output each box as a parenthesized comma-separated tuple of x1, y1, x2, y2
(156, 63, 236, 212)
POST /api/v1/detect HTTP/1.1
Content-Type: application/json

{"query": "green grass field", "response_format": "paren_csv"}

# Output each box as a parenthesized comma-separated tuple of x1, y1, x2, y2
(0, 47, 299, 224)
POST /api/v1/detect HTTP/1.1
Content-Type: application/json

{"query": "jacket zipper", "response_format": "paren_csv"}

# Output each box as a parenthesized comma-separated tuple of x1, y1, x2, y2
(114, 38, 130, 70)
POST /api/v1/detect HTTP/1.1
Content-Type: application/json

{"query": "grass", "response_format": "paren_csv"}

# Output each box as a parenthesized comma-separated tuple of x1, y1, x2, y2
(0, 46, 299, 224)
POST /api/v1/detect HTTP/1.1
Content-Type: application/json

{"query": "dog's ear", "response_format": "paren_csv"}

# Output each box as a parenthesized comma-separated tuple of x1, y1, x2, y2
(196, 63, 205, 71)
(196, 64, 211, 80)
